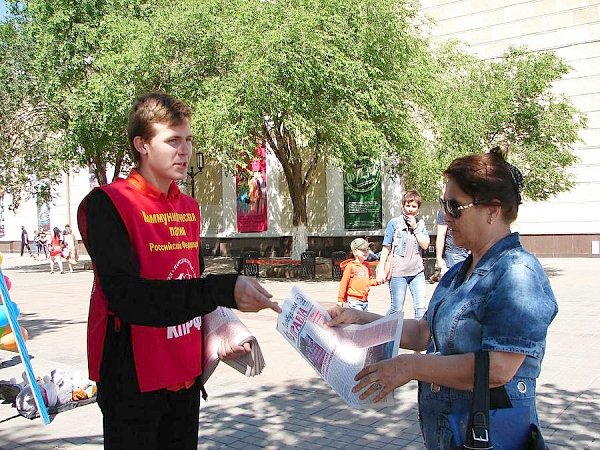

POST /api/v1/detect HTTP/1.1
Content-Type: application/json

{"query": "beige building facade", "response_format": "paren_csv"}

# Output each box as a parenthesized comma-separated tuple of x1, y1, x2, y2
(420, 0, 600, 256)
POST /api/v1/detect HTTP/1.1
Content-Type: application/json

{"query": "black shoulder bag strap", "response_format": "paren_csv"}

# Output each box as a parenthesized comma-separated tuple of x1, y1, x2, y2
(463, 351, 493, 450)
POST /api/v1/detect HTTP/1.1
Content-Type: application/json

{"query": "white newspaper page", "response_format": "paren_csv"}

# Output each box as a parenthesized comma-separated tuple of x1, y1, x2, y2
(201, 307, 265, 384)
(276, 286, 403, 409)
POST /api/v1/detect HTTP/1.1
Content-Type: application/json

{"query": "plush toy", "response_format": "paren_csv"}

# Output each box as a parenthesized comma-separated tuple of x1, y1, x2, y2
(71, 371, 97, 400)
(51, 369, 74, 406)
(10, 376, 26, 390)
(41, 376, 58, 408)
(72, 386, 96, 400)
(12, 369, 97, 418)
(15, 373, 58, 419)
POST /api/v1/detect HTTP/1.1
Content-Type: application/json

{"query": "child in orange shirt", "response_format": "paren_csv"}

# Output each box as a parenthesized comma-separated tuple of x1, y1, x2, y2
(337, 238, 380, 311)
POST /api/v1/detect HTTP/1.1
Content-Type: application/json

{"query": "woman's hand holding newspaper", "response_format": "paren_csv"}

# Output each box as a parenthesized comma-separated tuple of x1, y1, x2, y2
(327, 306, 383, 327)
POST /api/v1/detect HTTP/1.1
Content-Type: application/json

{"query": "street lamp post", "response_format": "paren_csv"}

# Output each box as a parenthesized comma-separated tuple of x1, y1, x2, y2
(187, 151, 204, 198)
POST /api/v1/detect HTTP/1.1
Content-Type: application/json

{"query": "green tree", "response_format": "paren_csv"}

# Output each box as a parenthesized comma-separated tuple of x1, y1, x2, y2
(427, 44, 586, 201)
(0, 0, 584, 257)
(182, 0, 435, 256)
(0, 0, 150, 209)
(0, 18, 67, 209)
(0, 0, 224, 208)
(181, 0, 584, 256)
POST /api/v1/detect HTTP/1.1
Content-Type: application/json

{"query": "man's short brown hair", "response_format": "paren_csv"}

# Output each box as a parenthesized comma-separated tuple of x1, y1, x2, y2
(127, 92, 192, 164)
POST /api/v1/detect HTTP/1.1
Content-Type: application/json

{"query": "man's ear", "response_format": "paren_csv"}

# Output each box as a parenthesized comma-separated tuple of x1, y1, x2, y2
(133, 136, 148, 156)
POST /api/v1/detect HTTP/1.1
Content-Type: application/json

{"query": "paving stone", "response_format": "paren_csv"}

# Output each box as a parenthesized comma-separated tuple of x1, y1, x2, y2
(0, 256, 599, 449)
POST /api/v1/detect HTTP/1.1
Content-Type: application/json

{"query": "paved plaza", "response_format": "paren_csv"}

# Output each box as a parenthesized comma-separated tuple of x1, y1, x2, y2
(0, 253, 599, 449)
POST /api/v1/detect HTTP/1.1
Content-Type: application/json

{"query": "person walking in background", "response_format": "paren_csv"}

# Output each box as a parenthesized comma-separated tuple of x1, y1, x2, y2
(337, 238, 381, 311)
(37, 227, 49, 260)
(20, 226, 32, 257)
(435, 206, 468, 277)
(329, 148, 557, 449)
(77, 92, 281, 449)
(376, 190, 430, 319)
(48, 227, 64, 274)
(62, 224, 79, 273)
(33, 230, 41, 260)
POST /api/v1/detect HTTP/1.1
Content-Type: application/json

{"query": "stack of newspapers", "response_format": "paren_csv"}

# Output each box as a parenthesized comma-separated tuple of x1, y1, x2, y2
(201, 307, 265, 384)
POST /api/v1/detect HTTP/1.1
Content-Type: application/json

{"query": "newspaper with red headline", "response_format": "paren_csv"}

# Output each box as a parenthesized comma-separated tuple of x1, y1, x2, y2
(200, 307, 265, 384)
(276, 286, 403, 408)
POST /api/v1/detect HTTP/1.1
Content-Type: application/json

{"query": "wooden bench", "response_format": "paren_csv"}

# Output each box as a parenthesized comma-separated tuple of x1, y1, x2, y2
(245, 258, 302, 265)
(242, 252, 316, 279)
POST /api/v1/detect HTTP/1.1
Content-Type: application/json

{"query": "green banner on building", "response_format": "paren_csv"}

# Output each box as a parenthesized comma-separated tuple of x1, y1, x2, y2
(343, 163, 382, 230)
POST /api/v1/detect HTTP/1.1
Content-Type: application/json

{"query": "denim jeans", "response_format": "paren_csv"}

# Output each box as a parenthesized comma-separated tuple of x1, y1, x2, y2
(387, 271, 426, 318)
(347, 299, 369, 311)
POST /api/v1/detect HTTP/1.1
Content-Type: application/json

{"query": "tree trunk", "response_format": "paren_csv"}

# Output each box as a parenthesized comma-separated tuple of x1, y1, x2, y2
(91, 155, 108, 185)
(288, 173, 308, 259)
(263, 119, 319, 259)
(291, 223, 308, 260)
(112, 150, 124, 182)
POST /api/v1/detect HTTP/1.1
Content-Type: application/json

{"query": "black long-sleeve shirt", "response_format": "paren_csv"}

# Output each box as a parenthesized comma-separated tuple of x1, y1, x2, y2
(84, 189, 238, 327)
(82, 188, 239, 393)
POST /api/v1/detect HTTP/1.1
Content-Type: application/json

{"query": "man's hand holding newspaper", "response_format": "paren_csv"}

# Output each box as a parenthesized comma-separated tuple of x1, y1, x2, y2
(276, 286, 403, 409)
(201, 307, 265, 385)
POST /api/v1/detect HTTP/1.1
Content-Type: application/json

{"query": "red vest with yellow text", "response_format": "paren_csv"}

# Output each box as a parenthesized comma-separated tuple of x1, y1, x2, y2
(81, 171, 202, 392)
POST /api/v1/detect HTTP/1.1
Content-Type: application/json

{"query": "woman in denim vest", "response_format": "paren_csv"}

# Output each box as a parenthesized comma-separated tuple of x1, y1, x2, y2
(328, 148, 558, 449)
(376, 190, 430, 318)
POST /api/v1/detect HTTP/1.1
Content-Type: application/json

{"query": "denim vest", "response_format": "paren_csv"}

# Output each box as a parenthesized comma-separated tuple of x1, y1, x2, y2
(382, 216, 429, 256)
(418, 233, 558, 449)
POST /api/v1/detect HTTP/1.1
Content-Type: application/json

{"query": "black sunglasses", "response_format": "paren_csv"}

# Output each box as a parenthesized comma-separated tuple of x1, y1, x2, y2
(439, 198, 486, 219)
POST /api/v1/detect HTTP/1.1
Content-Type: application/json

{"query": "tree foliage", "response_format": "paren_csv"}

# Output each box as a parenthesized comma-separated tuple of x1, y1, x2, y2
(428, 44, 586, 200)
(0, 0, 149, 208)
(179, 0, 437, 255)
(0, 0, 585, 248)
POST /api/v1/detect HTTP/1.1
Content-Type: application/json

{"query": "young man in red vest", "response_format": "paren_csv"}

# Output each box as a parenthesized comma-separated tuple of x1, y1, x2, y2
(78, 92, 281, 449)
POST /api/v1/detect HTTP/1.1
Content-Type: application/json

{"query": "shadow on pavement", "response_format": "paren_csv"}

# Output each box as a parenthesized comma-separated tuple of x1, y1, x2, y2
(199, 380, 424, 449)
(16, 312, 87, 337)
(0, 381, 596, 448)
(537, 384, 600, 448)
(0, 355, 23, 370)
(0, 430, 104, 449)
(197, 381, 600, 449)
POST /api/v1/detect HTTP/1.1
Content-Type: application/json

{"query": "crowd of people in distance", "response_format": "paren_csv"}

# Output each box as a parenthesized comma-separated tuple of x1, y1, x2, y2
(19, 224, 79, 273)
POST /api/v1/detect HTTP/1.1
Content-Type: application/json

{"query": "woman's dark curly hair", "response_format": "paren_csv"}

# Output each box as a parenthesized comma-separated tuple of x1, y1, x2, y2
(443, 147, 523, 223)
